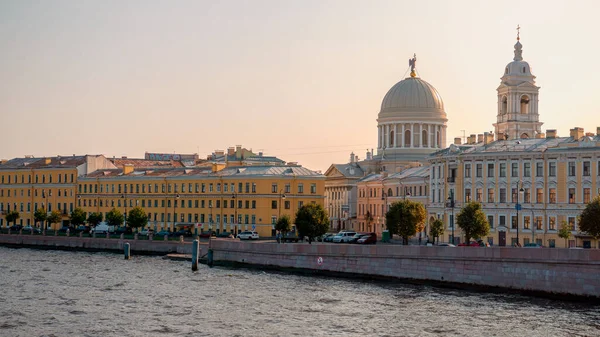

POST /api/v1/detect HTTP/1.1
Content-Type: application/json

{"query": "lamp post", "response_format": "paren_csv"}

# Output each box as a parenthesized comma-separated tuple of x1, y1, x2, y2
(121, 194, 127, 227)
(232, 193, 238, 236)
(515, 181, 524, 246)
(278, 189, 286, 219)
(381, 192, 388, 231)
(329, 202, 333, 231)
(209, 202, 213, 232)
(173, 194, 180, 231)
(447, 190, 455, 244)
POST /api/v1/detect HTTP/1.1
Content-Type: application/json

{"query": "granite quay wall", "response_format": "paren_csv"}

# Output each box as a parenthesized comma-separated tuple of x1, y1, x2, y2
(0, 233, 196, 255)
(209, 240, 600, 298)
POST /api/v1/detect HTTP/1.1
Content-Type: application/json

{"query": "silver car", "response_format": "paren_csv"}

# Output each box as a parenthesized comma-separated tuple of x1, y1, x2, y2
(332, 231, 356, 243)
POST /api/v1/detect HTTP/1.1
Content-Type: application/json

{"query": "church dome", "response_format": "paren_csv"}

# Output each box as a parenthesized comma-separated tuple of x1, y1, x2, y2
(379, 77, 445, 114)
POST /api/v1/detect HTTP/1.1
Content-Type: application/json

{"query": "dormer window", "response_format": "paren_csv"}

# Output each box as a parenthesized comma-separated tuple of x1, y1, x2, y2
(522, 66, 526, 73)
(505, 67, 509, 74)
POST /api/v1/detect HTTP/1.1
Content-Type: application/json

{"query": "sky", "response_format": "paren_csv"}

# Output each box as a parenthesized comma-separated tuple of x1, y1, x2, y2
(1, 0, 599, 172)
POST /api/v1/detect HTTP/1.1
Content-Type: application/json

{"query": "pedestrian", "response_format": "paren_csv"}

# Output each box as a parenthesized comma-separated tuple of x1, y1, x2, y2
(276, 231, 281, 244)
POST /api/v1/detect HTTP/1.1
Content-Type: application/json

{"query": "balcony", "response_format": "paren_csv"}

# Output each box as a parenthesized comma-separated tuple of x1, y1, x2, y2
(447, 176, 456, 183)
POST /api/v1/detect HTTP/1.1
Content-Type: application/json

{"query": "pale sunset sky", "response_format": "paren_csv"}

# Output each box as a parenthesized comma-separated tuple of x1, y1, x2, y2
(1, 0, 599, 172)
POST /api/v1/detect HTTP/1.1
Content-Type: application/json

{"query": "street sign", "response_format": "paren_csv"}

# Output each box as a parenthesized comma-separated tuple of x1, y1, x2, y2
(317, 257, 323, 266)
(515, 204, 522, 211)
(252, 225, 256, 231)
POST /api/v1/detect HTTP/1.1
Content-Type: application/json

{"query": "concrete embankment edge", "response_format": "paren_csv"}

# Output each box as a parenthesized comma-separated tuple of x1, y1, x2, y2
(208, 240, 600, 300)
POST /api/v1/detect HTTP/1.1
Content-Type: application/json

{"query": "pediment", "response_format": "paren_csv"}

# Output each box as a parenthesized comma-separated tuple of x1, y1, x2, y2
(324, 164, 344, 178)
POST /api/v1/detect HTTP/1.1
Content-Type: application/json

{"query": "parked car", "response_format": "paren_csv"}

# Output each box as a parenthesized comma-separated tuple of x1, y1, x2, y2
(320, 233, 335, 242)
(115, 227, 133, 235)
(238, 231, 259, 240)
(356, 233, 377, 244)
(199, 231, 214, 238)
(282, 230, 301, 243)
(58, 226, 73, 233)
(173, 229, 193, 237)
(524, 243, 544, 248)
(155, 230, 172, 237)
(74, 226, 91, 234)
(9, 225, 23, 232)
(217, 231, 234, 238)
(91, 224, 111, 235)
(437, 243, 456, 247)
(22, 225, 41, 234)
(332, 231, 357, 243)
(458, 241, 483, 247)
(348, 233, 366, 244)
(139, 228, 153, 236)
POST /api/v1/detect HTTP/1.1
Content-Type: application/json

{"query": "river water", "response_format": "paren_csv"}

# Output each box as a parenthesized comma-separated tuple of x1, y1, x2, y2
(1, 247, 599, 337)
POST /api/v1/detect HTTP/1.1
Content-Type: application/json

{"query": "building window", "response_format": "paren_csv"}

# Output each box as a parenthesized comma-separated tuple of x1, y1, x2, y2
(271, 216, 277, 225)
(568, 162, 576, 176)
(311, 184, 317, 194)
(298, 201, 304, 209)
(549, 217, 556, 230)
(583, 161, 591, 176)
(487, 215, 494, 229)
(568, 217, 575, 230)
(201, 184, 206, 193)
(285, 184, 291, 193)
(487, 188, 494, 203)
(584, 188, 591, 203)
(245, 183, 250, 193)
(209, 184, 213, 192)
(549, 162, 556, 177)
(523, 188, 530, 203)
(535, 216, 543, 230)
(499, 188, 506, 203)
(216, 183, 220, 192)
(271, 200, 277, 209)
(298, 184, 304, 194)
(272, 183, 278, 193)
(487, 164, 494, 177)
(511, 163, 518, 177)
(476, 164, 482, 178)
(252, 200, 256, 209)
(464, 164, 471, 178)
(523, 162, 531, 177)
(511, 216, 517, 229)
(536, 188, 543, 203)
(252, 183, 256, 193)
(464, 189, 471, 202)
(536, 162, 543, 177)
(499, 215, 506, 227)
(499, 163, 506, 177)
(549, 188, 556, 203)
(569, 188, 575, 204)
(523, 216, 530, 229)
(284, 200, 290, 209)
(476, 188, 482, 202)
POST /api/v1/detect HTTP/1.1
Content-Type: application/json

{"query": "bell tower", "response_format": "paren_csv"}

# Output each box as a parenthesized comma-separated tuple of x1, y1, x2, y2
(493, 26, 543, 140)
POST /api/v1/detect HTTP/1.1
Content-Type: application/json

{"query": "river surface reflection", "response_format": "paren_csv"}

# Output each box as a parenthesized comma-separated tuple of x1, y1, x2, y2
(0, 247, 599, 337)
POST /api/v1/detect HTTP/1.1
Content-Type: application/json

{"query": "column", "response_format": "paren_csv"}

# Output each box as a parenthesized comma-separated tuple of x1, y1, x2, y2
(419, 123, 423, 148)
(411, 123, 414, 148)
(401, 123, 405, 148)
(394, 124, 397, 148)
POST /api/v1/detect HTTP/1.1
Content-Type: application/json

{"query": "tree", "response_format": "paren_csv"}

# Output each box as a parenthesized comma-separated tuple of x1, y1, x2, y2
(558, 220, 572, 247)
(34, 208, 48, 228)
(275, 214, 292, 237)
(87, 212, 103, 227)
(70, 207, 86, 227)
(385, 200, 426, 245)
(456, 202, 489, 244)
(47, 210, 62, 229)
(295, 204, 329, 244)
(578, 196, 600, 239)
(127, 206, 148, 231)
(5, 211, 20, 227)
(429, 219, 444, 245)
(106, 208, 124, 228)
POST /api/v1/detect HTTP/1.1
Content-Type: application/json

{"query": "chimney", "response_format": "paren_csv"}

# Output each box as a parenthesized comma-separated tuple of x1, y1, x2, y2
(235, 145, 242, 153)
(535, 133, 545, 139)
(123, 164, 134, 175)
(486, 133, 494, 144)
(469, 134, 476, 144)
(597, 127, 600, 136)
(44, 158, 51, 165)
(585, 132, 594, 137)
(258, 152, 263, 157)
(453, 137, 462, 145)
(546, 129, 557, 138)
(227, 147, 235, 156)
(497, 132, 504, 141)
(350, 152, 355, 163)
(483, 132, 489, 145)
(569, 127, 584, 139)
(477, 134, 484, 143)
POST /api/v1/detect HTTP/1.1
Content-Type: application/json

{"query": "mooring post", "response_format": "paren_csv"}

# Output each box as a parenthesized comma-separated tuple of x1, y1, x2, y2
(192, 239, 199, 271)
(124, 242, 131, 260)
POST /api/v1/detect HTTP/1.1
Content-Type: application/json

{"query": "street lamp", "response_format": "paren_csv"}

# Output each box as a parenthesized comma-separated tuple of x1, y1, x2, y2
(278, 189, 286, 219)
(447, 190, 455, 244)
(515, 181, 524, 246)
(381, 192, 388, 231)
(232, 193, 238, 236)
(209, 202, 213, 232)
(173, 194, 180, 231)
(329, 202, 333, 231)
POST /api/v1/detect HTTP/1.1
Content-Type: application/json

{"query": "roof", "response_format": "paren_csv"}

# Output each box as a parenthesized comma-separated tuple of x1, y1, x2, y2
(380, 77, 445, 113)
(386, 166, 430, 180)
(81, 165, 324, 180)
(0, 155, 91, 170)
(332, 163, 365, 178)
(110, 158, 184, 169)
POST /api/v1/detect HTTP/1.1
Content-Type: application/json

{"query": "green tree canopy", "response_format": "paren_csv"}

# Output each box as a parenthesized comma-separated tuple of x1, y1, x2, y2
(558, 220, 572, 247)
(6, 211, 20, 226)
(429, 218, 444, 245)
(70, 207, 86, 227)
(275, 214, 292, 235)
(87, 212, 103, 227)
(47, 210, 62, 227)
(106, 208, 124, 228)
(456, 202, 489, 244)
(385, 200, 426, 245)
(34, 207, 47, 226)
(578, 196, 600, 239)
(127, 206, 148, 231)
(295, 204, 329, 243)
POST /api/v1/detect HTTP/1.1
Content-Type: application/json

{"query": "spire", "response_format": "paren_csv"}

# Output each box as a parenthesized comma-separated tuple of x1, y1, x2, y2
(513, 25, 523, 61)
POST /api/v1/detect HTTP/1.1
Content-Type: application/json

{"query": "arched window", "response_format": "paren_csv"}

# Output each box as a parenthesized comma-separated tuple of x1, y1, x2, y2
(522, 66, 526, 73)
(387, 188, 393, 197)
(413, 131, 420, 147)
(501, 96, 507, 115)
(422, 130, 428, 147)
(389, 130, 394, 147)
(404, 130, 411, 147)
(520, 133, 529, 139)
(520, 95, 530, 114)
(436, 131, 441, 148)
(505, 67, 509, 74)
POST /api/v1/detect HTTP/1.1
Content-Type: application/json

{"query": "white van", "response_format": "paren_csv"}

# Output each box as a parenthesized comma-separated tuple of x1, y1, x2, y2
(91, 223, 111, 234)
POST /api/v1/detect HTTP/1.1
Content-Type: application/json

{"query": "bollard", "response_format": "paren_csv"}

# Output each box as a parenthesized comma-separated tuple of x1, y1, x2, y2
(192, 240, 199, 271)
(134, 233, 138, 241)
(120, 233, 124, 240)
(179, 235, 184, 243)
(207, 248, 214, 268)
(124, 242, 131, 260)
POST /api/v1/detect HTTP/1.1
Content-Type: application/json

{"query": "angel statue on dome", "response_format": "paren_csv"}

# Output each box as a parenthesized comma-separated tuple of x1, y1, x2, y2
(409, 54, 417, 77)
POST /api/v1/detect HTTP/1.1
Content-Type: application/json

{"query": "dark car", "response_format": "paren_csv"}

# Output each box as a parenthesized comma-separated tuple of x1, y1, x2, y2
(356, 232, 377, 245)
(115, 227, 133, 235)
(173, 229, 193, 237)
(9, 225, 23, 232)
(199, 231, 213, 238)
(74, 226, 91, 234)
(347, 233, 366, 244)
(155, 230, 171, 237)
(323, 233, 336, 243)
(217, 231, 234, 238)
(58, 226, 73, 233)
